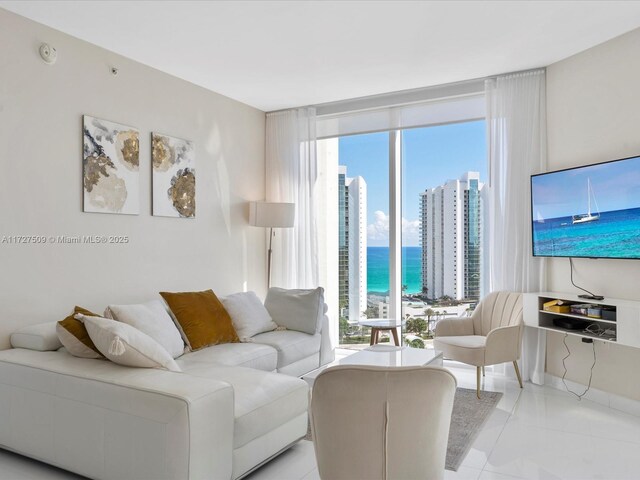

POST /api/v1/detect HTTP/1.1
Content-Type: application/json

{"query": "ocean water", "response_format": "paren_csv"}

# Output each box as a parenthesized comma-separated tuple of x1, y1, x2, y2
(533, 207, 640, 258)
(367, 246, 422, 294)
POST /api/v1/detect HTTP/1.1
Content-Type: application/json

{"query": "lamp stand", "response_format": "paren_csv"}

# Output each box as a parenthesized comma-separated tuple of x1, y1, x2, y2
(267, 227, 274, 288)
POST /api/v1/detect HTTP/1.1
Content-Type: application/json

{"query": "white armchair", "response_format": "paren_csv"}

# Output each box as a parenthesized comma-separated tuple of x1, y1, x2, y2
(311, 365, 457, 480)
(433, 291, 523, 398)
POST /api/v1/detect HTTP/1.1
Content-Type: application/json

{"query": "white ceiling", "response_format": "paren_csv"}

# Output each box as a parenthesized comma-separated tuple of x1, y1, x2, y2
(3, 1, 640, 112)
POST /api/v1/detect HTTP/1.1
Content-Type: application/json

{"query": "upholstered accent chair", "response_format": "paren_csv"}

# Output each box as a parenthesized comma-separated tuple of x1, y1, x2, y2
(433, 291, 524, 398)
(310, 365, 456, 480)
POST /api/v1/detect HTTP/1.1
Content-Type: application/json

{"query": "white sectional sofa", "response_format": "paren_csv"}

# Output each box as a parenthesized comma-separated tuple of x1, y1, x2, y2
(0, 292, 334, 480)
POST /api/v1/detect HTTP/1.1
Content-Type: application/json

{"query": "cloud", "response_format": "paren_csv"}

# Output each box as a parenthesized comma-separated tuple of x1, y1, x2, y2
(367, 210, 420, 246)
(403, 217, 420, 245)
(367, 210, 389, 241)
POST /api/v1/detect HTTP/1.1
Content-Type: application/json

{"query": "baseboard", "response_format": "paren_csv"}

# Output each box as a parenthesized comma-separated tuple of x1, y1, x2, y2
(544, 373, 640, 418)
(234, 435, 306, 480)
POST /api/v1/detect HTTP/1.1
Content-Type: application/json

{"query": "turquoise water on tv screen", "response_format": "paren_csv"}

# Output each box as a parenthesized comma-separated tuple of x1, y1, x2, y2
(367, 246, 422, 295)
(532, 207, 640, 258)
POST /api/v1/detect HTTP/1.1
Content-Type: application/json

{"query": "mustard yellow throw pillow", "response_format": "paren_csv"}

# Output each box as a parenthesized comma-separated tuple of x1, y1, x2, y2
(56, 306, 104, 358)
(160, 290, 239, 351)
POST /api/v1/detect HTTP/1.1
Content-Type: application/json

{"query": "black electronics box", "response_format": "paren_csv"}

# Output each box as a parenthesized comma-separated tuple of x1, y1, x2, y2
(553, 318, 589, 330)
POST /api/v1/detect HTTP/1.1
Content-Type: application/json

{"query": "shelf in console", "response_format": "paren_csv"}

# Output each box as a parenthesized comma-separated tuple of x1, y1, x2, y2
(538, 312, 617, 343)
(536, 325, 616, 343)
(525, 291, 640, 352)
(538, 310, 617, 325)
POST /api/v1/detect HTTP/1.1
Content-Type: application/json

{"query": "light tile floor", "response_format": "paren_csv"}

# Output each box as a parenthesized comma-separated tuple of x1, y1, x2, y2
(1, 356, 639, 480)
(244, 356, 640, 480)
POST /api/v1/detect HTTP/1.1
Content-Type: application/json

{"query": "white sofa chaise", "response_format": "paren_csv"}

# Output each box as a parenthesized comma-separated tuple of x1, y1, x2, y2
(0, 294, 334, 480)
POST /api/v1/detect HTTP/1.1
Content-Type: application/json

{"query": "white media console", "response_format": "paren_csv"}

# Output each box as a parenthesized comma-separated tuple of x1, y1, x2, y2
(523, 292, 640, 348)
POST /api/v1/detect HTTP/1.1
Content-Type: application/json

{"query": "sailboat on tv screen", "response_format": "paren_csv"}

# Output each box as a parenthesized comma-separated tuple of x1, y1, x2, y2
(572, 178, 600, 224)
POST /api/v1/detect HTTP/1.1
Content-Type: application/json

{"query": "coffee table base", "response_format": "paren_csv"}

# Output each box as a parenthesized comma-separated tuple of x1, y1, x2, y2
(370, 327, 400, 346)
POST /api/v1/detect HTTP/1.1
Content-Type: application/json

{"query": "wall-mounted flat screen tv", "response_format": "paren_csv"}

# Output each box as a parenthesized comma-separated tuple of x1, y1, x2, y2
(531, 155, 640, 259)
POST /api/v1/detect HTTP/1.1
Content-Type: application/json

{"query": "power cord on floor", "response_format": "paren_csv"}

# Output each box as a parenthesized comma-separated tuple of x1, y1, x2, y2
(561, 332, 596, 400)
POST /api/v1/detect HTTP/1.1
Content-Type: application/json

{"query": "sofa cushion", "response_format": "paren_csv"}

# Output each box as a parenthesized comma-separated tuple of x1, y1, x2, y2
(11, 322, 62, 351)
(177, 343, 277, 372)
(251, 330, 321, 369)
(160, 290, 239, 351)
(264, 287, 324, 335)
(56, 307, 104, 359)
(105, 300, 185, 358)
(433, 335, 486, 366)
(222, 292, 277, 342)
(81, 315, 181, 372)
(180, 364, 308, 448)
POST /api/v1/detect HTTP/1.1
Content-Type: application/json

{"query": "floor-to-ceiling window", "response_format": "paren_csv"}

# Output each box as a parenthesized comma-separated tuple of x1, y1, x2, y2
(316, 87, 487, 349)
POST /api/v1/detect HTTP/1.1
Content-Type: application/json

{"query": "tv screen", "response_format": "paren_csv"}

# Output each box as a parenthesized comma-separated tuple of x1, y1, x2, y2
(531, 155, 640, 259)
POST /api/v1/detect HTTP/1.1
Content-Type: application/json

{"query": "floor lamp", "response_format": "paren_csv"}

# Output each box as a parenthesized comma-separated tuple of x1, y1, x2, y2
(249, 201, 295, 288)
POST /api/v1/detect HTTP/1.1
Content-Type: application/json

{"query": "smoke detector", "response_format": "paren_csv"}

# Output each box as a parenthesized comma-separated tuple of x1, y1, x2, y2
(39, 43, 57, 65)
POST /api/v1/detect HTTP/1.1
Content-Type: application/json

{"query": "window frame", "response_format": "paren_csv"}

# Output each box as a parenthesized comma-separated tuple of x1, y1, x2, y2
(317, 90, 487, 340)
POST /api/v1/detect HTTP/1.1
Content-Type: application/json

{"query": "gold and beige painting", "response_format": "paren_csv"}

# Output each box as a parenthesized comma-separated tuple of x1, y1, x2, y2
(152, 133, 195, 218)
(83, 115, 139, 215)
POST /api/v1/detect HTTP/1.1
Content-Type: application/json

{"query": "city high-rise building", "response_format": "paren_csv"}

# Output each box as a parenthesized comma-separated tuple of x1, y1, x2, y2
(347, 175, 367, 321)
(338, 166, 367, 322)
(338, 167, 349, 318)
(420, 171, 483, 301)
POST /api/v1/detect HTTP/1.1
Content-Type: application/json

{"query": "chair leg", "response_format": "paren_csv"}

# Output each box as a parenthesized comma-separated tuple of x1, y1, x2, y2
(513, 360, 523, 388)
(476, 366, 481, 399)
(482, 366, 485, 377)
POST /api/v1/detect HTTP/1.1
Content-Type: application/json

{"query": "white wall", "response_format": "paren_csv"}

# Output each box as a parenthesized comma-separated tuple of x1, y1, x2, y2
(0, 9, 266, 348)
(546, 26, 640, 401)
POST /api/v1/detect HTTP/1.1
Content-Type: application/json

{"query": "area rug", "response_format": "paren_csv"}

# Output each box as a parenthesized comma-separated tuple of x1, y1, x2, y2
(305, 387, 502, 472)
(445, 388, 502, 471)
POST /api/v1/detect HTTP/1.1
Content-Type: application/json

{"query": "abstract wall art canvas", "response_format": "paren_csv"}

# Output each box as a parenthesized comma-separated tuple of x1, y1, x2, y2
(152, 133, 195, 218)
(83, 115, 140, 215)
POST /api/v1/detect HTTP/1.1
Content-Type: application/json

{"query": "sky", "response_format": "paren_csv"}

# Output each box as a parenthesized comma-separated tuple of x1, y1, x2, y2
(532, 156, 640, 220)
(339, 120, 487, 246)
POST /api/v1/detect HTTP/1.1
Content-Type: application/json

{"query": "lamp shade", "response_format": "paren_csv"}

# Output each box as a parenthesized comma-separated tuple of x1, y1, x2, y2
(249, 202, 295, 228)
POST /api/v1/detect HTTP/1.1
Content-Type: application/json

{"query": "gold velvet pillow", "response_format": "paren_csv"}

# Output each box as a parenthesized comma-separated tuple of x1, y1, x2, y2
(56, 306, 104, 358)
(160, 290, 239, 351)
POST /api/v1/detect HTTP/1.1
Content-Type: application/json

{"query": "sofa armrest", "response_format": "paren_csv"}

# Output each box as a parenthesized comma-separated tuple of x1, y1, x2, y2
(485, 324, 522, 366)
(319, 312, 335, 366)
(434, 317, 474, 337)
(11, 322, 62, 351)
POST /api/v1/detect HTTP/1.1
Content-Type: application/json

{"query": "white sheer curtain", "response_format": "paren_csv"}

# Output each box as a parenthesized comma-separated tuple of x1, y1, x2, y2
(485, 69, 547, 384)
(265, 108, 319, 289)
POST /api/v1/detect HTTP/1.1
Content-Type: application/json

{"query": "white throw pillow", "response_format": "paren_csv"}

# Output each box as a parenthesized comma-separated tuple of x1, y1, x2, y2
(222, 291, 277, 342)
(105, 300, 184, 358)
(264, 287, 325, 335)
(79, 315, 181, 372)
